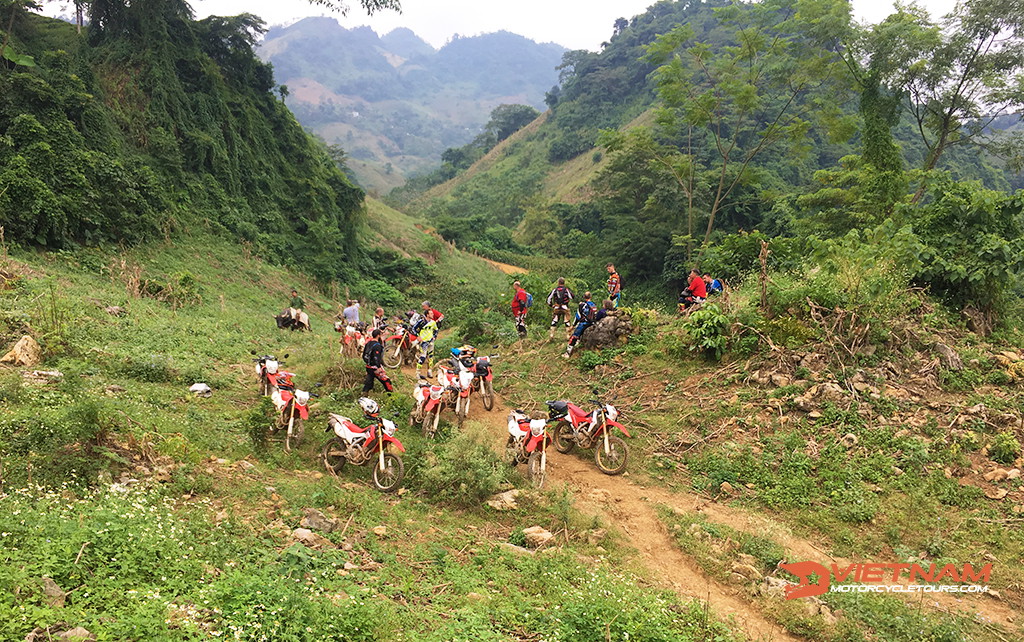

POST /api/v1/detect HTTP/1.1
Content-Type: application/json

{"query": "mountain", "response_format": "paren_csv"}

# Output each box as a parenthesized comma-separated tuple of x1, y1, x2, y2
(259, 18, 566, 192)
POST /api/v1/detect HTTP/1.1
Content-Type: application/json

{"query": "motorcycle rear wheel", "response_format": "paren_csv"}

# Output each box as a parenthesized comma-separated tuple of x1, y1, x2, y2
(372, 453, 405, 493)
(594, 435, 628, 476)
(481, 380, 494, 411)
(321, 438, 347, 475)
(527, 452, 546, 489)
(553, 423, 576, 454)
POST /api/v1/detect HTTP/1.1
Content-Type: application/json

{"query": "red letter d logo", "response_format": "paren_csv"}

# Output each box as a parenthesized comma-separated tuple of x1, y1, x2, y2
(779, 561, 830, 599)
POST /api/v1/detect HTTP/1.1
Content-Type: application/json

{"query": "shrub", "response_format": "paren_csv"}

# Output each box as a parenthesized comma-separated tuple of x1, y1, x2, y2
(990, 432, 1021, 465)
(414, 422, 508, 506)
(683, 303, 730, 360)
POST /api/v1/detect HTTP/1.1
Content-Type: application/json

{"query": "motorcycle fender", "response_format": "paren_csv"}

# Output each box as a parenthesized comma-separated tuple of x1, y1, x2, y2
(424, 398, 439, 412)
(524, 434, 545, 453)
(486, 372, 493, 381)
(383, 434, 406, 453)
(606, 419, 630, 437)
(460, 388, 471, 398)
(297, 404, 309, 420)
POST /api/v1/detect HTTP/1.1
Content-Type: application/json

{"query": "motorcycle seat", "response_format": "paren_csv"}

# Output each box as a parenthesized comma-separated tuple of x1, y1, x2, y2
(566, 403, 591, 420)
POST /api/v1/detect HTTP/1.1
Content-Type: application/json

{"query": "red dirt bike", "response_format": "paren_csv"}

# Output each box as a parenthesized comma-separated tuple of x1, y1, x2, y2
(505, 410, 552, 488)
(547, 397, 629, 475)
(269, 372, 319, 452)
(411, 376, 448, 438)
(383, 322, 420, 369)
(336, 321, 368, 359)
(437, 360, 476, 427)
(320, 397, 405, 493)
(471, 354, 497, 411)
(251, 351, 287, 396)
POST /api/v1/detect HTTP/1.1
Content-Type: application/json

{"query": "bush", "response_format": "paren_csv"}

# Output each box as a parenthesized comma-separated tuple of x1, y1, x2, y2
(414, 422, 508, 506)
(990, 432, 1021, 465)
(683, 303, 730, 360)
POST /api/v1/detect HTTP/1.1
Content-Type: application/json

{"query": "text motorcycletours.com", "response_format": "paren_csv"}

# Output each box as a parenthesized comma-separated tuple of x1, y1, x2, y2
(779, 561, 993, 600)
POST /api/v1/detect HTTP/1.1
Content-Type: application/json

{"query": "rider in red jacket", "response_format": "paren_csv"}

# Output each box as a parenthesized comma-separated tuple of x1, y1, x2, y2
(511, 281, 529, 337)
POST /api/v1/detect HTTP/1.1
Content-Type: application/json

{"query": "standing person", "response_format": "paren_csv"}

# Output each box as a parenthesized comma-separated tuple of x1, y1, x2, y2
(421, 301, 445, 328)
(342, 299, 361, 324)
(546, 277, 574, 339)
(510, 281, 530, 338)
(564, 293, 610, 358)
(361, 329, 393, 393)
(606, 263, 622, 308)
(415, 310, 439, 378)
(371, 307, 387, 331)
(289, 289, 305, 322)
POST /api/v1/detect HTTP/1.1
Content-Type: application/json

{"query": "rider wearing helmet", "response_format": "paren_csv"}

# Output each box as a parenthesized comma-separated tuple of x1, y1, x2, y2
(415, 310, 439, 378)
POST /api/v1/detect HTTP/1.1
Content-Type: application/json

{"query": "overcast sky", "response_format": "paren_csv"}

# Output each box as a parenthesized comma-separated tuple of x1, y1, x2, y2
(184, 0, 959, 50)
(42, 0, 960, 50)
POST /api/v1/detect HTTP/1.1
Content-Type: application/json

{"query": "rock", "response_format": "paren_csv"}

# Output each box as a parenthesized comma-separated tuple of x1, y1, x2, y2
(719, 481, 736, 495)
(292, 528, 316, 544)
(841, 433, 858, 448)
(736, 553, 759, 567)
(486, 489, 520, 511)
(238, 460, 256, 471)
(22, 370, 63, 383)
(934, 342, 963, 370)
(808, 410, 822, 420)
(761, 576, 789, 599)
(104, 384, 125, 395)
(343, 561, 359, 571)
(892, 466, 904, 476)
(983, 469, 1011, 482)
(730, 563, 763, 581)
(966, 403, 986, 415)
(58, 629, 95, 642)
(770, 373, 791, 387)
(41, 577, 65, 607)
(499, 542, 535, 556)
(728, 573, 748, 585)
(818, 382, 846, 401)
(522, 526, 554, 548)
(984, 488, 1008, 500)
(1, 335, 41, 367)
(586, 528, 608, 546)
(987, 589, 1002, 600)
(587, 488, 612, 503)
(465, 591, 488, 602)
(579, 312, 634, 350)
(300, 508, 338, 533)
(189, 382, 212, 398)
(104, 306, 127, 317)
(372, 525, 387, 536)
(1007, 469, 1021, 480)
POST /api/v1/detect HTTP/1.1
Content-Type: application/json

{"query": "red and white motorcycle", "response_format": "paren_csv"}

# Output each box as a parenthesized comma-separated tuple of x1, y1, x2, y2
(437, 359, 475, 427)
(382, 322, 420, 369)
(336, 321, 368, 359)
(411, 376, 448, 438)
(251, 351, 287, 396)
(471, 354, 497, 411)
(269, 371, 318, 452)
(320, 397, 406, 493)
(547, 397, 630, 475)
(506, 410, 552, 488)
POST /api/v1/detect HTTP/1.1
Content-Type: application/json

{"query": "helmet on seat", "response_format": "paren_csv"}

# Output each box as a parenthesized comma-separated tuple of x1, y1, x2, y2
(358, 397, 380, 416)
(545, 400, 568, 419)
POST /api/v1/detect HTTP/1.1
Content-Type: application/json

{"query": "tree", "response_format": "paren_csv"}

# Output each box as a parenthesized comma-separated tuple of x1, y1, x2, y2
(305, 0, 401, 15)
(644, 0, 854, 254)
(484, 104, 540, 142)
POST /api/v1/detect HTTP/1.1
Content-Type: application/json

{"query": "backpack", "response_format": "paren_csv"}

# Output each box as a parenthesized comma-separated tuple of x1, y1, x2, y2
(553, 286, 569, 305)
(580, 301, 596, 322)
(525, 292, 533, 308)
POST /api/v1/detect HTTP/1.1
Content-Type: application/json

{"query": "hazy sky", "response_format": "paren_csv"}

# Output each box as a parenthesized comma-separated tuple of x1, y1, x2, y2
(184, 0, 959, 50)
(42, 0, 960, 50)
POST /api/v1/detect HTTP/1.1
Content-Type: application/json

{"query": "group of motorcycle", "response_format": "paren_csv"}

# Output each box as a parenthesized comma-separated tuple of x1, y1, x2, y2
(251, 351, 406, 493)
(411, 347, 496, 437)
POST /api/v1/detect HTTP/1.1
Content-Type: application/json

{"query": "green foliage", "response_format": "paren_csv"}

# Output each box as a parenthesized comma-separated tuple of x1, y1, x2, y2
(683, 303, 729, 360)
(990, 432, 1021, 465)
(414, 422, 509, 506)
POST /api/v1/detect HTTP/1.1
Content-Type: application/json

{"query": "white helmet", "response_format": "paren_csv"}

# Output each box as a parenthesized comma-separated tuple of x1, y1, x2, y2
(357, 397, 379, 415)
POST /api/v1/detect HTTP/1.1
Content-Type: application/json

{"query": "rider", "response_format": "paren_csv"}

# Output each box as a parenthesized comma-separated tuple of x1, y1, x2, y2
(361, 329, 393, 393)
(421, 301, 444, 328)
(343, 299, 361, 325)
(681, 268, 707, 310)
(564, 293, 611, 358)
(415, 310, 439, 378)
(289, 289, 305, 322)
(546, 277, 574, 339)
(703, 273, 723, 295)
(606, 263, 621, 308)
(510, 281, 529, 338)
(371, 306, 387, 331)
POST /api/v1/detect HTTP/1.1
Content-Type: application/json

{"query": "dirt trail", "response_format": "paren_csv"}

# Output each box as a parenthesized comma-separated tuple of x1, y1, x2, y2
(481, 257, 528, 275)
(456, 387, 1019, 640)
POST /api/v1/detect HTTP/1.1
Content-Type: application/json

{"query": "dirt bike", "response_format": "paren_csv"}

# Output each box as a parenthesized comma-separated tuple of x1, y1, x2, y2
(505, 410, 552, 488)
(438, 361, 475, 427)
(320, 398, 405, 493)
(411, 376, 447, 437)
(269, 372, 318, 452)
(336, 321, 367, 359)
(547, 397, 630, 475)
(383, 323, 420, 369)
(251, 351, 287, 396)
(471, 354, 497, 411)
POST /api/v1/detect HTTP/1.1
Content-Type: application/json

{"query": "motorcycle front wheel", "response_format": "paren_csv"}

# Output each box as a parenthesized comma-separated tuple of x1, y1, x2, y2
(372, 453, 405, 493)
(594, 435, 628, 476)
(285, 418, 305, 453)
(553, 423, 576, 454)
(422, 407, 440, 438)
(383, 341, 403, 369)
(321, 438, 347, 475)
(527, 452, 547, 489)
(481, 379, 494, 411)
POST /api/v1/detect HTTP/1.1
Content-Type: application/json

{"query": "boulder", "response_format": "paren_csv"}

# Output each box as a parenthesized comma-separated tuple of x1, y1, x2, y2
(579, 312, 633, 350)
(522, 526, 554, 548)
(104, 306, 127, 317)
(730, 562, 763, 581)
(486, 489, 520, 511)
(983, 469, 1011, 483)
(1, 335, 41, 367)
(58, 629, 95, 642)
(300, 508, 338, 533)
(41, 577, 65, 608)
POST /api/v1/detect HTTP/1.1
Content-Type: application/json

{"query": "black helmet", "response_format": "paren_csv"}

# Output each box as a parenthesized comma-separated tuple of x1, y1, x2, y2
(545, 400, 568, 419)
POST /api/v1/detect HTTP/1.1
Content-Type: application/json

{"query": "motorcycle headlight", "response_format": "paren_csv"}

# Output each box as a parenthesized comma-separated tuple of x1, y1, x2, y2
(605, 405, 618, 421)
(382, 419, 397, 436)
(265, 360, 278, 374)
(430, 388, 442, 400)
(295, 390, 310, 405)
(530, 420, 546, 437)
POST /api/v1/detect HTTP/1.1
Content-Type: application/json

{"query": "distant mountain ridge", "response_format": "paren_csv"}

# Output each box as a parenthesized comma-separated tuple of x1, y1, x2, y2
(259, 18, 566, 192)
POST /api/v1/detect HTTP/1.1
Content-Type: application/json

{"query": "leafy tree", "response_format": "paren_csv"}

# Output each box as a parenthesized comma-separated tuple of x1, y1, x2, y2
(644, 0, 855, 254)
(484, 104, 540, 142)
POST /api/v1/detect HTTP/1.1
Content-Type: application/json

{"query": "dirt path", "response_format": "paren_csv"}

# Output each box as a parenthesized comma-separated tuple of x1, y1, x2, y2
(454, 385, 1019, 641)
(482, 257, 528, 275)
